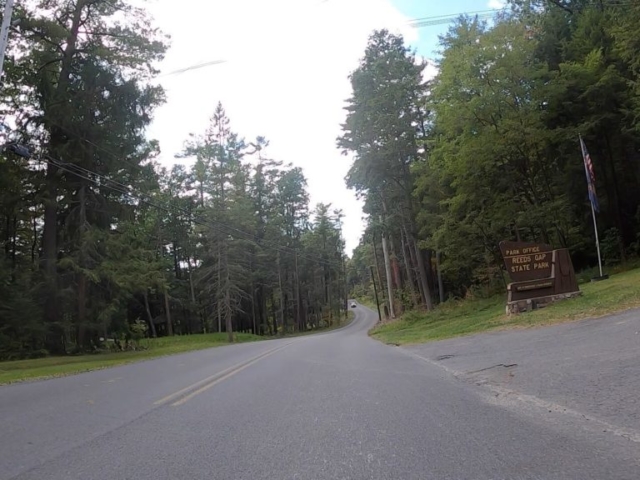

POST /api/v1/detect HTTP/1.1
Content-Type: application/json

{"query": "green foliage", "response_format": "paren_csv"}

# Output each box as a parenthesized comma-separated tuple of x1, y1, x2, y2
(0, 2, 347, 360)
(600, 228, 622, 265)
(346, 2, 640, 306)
(0, 332, 264, 385)
(340, 29, 434, 312)
(371, 267, 640, 346)
(130, 319, 148, 343)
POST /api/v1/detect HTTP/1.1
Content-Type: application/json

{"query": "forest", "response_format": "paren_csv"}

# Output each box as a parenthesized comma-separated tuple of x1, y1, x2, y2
(0, 0, 348, 359)
(344, 0, 640, 316)
(3, 0, 640, 359)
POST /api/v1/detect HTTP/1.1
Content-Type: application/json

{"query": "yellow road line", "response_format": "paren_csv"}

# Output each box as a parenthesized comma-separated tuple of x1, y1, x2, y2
(153, 342, 294, 407)
(171, 342, 294, 407)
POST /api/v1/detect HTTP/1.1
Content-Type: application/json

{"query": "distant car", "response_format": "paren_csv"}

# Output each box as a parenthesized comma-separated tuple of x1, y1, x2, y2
(350, 302, 357, 308)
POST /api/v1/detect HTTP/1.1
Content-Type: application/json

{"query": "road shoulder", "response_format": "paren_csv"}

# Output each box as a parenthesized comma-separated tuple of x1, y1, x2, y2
(401, 307, 640, 446)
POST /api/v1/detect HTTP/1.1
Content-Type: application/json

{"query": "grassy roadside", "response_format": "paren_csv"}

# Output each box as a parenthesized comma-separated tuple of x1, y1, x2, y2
(370, 268, 640, 346)
(0, 332, 263, 385)
(268, 310, 356, 339)
(0, 313, 357, 385)
(355, 298, 377, 310)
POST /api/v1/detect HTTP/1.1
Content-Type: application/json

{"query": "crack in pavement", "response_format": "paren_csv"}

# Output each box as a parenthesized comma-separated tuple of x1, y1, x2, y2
(466, 363, 518, 375)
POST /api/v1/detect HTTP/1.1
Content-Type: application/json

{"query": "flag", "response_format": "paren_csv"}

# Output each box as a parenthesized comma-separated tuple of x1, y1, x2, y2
(579, 136, 599, 213)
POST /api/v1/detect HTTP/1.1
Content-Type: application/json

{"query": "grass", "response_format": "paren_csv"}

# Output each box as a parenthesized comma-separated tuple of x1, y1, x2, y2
(0, 332, 262, 385)
(370, 267, 640, 346)
(0, 312, 358, 385)
(269, 310, 356, 339)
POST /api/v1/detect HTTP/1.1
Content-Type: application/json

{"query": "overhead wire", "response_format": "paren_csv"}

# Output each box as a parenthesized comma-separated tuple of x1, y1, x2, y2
(408, 9, 503, 28)
(37, 117, 346, 267)
(151, 8, 507, 79)
(28, 1, 625, 266)
(31, 5, 521, 266)
(40, 135, 343, 267)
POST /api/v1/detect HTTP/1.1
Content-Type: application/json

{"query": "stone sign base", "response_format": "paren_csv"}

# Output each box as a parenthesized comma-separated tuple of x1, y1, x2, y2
(506, 291, 582, 315)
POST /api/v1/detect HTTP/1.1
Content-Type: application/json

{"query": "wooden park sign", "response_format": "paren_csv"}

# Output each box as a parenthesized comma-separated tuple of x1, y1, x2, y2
(499, 240, 581, 314)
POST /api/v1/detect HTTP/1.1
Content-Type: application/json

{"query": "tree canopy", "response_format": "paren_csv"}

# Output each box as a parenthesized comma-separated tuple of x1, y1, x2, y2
(345, 0, 640, 311)
(0, 0, 347, 359)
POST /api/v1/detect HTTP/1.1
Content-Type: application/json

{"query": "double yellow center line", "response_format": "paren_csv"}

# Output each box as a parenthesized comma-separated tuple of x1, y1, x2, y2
(154, 341, 295, 407)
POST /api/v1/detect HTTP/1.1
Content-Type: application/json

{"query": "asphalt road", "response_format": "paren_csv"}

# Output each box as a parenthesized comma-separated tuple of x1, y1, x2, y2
(1, 305, 639, 480)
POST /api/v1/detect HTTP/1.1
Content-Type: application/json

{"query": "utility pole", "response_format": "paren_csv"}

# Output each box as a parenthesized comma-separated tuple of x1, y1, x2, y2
(0, 0, 15, 81)
(343, 256, 348, 320)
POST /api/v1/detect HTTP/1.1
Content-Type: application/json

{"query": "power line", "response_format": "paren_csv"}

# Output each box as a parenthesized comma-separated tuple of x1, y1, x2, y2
(11, 122, 331, 268)
(36, 118, 346, 267)
(407, 1, 632, 29)
(22, 3, 605, 266)
(152, 1, 633, 83)
(150, 9, 506, 81)
(44, 117, 151, 176)
(38, 125, 343, 267)
(409, 10, 501, 28)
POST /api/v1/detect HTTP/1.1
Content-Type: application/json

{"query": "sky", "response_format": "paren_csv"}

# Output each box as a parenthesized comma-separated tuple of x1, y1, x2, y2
(145, 0, 505, 255)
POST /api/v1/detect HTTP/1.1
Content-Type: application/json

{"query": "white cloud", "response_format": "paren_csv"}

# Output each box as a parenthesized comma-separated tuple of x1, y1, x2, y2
(144, 0, 418, 255)
(420, 57, 439, 82)
(487, 0, 506, 8)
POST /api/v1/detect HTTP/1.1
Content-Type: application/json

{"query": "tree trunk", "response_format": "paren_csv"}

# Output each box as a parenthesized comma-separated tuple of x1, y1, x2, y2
(343, 258, 348, 321)
(436, 251, 445, 304)
(405, 230, 423, 299)
(401, 229, 419, 307)
(42, 162, 62, 353)
(42, 0, 87, 355)
(413, 238, 433, 310)
(380, 219, 396, 319)
(257, 285, 266, 335)
(225, 288, 233, 343)
(31, 214, 37, 265)
(372, 235, 388, 316)
(143, 291, 157, 338)
(602, 132, 626, 261)
(11, 215, 17, 278)
(5, 215, 12, 261)
(164, 287, 173, 336)
(76, 185, 88, 350)
(294, 252, 301, 331)
(277, 251, 285, 335)
(424, 249, 437, 298)
(217, 243, 222, 333)
(396, 175, 434, 310)
(172, 241, 180, 279)
(250, 277, 257, 335)
(270, 291, 277, 336)
(187, 257, 201, 333)
(389, 236, 402, 291)
(513, 221, 522, 242)
(77, 274, 87, 349)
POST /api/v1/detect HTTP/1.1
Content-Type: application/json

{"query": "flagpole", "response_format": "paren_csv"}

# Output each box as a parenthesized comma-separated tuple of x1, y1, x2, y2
(589, 197, 603, 277)
(580, 134, 604, 278)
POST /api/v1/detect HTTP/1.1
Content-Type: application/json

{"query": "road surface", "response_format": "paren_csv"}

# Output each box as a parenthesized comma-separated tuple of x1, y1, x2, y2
(1, 305, 638, 480)
(405, 306, 640, 437)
